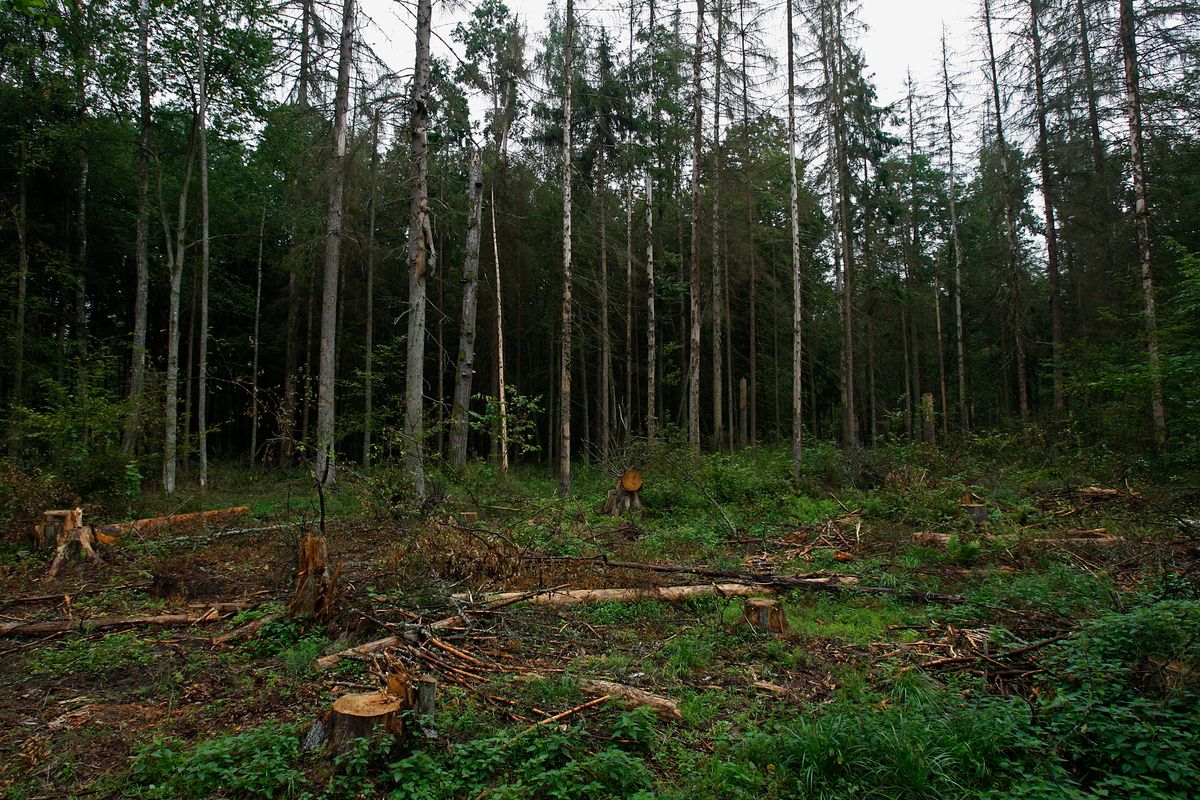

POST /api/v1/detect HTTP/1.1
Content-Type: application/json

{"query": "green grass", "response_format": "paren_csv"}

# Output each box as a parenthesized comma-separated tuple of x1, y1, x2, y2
(27, 632, 156, 678)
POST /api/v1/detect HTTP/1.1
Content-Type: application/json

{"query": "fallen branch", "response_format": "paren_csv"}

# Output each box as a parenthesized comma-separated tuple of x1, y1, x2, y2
(523, 556, 964, 604)
(525, 695, 611, 732)
(458, 583, 781, 606)
(577, 679, 681, 720)
(0, 601, 259, 637)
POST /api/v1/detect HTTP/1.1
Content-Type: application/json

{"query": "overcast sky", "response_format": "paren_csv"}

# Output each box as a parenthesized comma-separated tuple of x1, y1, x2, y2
(357, 0, 987, 130)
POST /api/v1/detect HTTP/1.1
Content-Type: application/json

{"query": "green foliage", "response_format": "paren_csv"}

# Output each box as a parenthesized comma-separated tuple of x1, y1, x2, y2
(1038, 600, 1200, 797)
(28, 632, 155, 678)
(130, 724, 304, 799)
(0, 460, 70, 544)
(469, 388, 545, 457)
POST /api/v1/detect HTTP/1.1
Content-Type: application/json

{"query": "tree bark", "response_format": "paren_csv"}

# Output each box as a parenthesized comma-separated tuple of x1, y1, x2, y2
(1119, 0, 1166, 450)
(9, 138, 30, 457)
(492, 188, 509, 473)
(598, 146, 611, 464)
(314, 0, 354, 484)
(122, 0, 152, 454)
(449, 153, 484, 467)
(710, 0, 725, 450)
(363, 113, 380, 467)
(250, 208, 265, 465)
(787, 0, 803, 478)
(404, 0, 435, 496)
(559, 0, 575, 492)
(941, 31, 969, 432)
(196, 0, 210, 489)
(162, 134, 196, 495)
(687, 0, 704, 455)
(741, 0, 756, 451)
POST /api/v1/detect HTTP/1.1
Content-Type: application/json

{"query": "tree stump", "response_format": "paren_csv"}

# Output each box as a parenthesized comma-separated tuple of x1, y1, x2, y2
(46, 521, 105, 579)
(325, 691, 406, 755)
(599, 469, 643, 517)
(288, 535, 341, 621)
(36, 509, 83, 552)
(736, 598, 788, 636)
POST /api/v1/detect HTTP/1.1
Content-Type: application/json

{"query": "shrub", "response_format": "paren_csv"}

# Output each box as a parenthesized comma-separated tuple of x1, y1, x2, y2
(0, 460, 71, 545)
(131, 724, 305, 799)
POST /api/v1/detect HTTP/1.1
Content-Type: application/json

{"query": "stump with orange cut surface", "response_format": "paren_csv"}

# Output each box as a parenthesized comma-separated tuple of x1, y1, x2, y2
(325, 691, 407, 755)
(599, 469, 643, 516)
(736, 597, 789, 636)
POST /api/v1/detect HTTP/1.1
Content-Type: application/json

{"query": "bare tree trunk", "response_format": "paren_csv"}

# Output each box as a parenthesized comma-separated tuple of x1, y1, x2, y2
(403, 0, 435, 495)
(449, 153, 484, 467)
(625, 185, 634, 443)
(122, 0, 152, 454)
(741, 0, 756, 451)
(250, 207, 265, 466)
(599, 148, 612, 464)
(559, 0, 575, 492)
(163, 138, 196, 495)
(710, 0, 725, 450)
(984, 0, 1029, 421)
(197, 0, 210, 489)
(492, 188, 509, 474)
(787, 0, 802, 478)
(905, 76, 923, 437)
(314, 0, 354, 484)
(1029, 0, 1064, 413)
(941, 31, 969, 432)
(1119, 0, 1166, 450)
(934, 274, 948, 437)
(687, 0, 704, 455)
(9, 138, 30, 456)
(362, 114, 379, 467)
(828, 0, 856, 448)
(644, 173, 656, 442)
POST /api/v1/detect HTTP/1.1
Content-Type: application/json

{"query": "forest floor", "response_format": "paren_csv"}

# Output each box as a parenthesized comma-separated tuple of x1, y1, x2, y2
(1, 436, 1198, 799)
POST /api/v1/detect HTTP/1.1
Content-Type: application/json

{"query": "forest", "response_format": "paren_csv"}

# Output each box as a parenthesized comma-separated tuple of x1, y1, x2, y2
(1, 0, 1199, 797)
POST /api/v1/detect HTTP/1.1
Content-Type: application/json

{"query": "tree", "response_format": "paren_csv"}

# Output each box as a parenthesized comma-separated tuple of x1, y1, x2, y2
(314, 0, 354, 484)
(558, 0, 575, 492)
(787, 0, 802, 479)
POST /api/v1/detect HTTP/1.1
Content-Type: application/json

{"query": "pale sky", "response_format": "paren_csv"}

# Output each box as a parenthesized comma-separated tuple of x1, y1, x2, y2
(357, 0, 985, 122)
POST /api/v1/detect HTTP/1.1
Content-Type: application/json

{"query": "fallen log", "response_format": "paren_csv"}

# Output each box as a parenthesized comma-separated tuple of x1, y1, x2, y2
(578, 679, 681, 720)
(0, 602, 258, 636)
(460, 583, 781, 606)
(522, 556, 964, 604)
(101, 506, 252, 538)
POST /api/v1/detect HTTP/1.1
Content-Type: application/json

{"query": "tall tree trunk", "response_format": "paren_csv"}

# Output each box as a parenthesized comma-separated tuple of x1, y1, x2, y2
(9, 139, 30, 456)
(1119, 0, 1166, 450)
(492, 188, 509, 473)
(644, 172, 656, 442)
(934, 273, 948, 437)
(314, 0, 354, 484)
(687, 0, 704, 455)
(710, 0, 725, 450)
(122, 0, 152, 454)
(1029, 0, 1064, 412)
(403, 0, 435, 495)
(984, 0, 1030, 420)
(941, 31, 969, 432)
(558, 0, 575, 492)
(741, 0, 756, 451)
(1076, 0, 1105, 180)
(362, 114, 379, 467)
(787, 0, 803, 478)
(197, 0, 210, 489)
(830, 0, 857, 448)
(449, 153, 484, 467)
(250, 208, 265, 465)
(598, 147, 612, 464)
(281, 0, 313, 467)
(625, 185, 634, 443)
(905, 76, 923, 436)
(163, 138, 196, 495)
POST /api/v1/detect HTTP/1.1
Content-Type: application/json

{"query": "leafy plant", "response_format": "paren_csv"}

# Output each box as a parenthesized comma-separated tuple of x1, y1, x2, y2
(130, 724, 305, 799)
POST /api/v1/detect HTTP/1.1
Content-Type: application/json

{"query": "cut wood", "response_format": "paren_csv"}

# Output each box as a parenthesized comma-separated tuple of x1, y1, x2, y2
(101, 506, 252, 538)
(913, 532, 951, 547)
(522, 556, 964, 603)
(460, 583, 782, 607)
(599, 470, 643, 517)
(578, 679, 680, 720)
(0, 602, 256, 636)
(325, 691, 406, 755)
(735, 597, 788, 635)
(35, 509, 83, 551)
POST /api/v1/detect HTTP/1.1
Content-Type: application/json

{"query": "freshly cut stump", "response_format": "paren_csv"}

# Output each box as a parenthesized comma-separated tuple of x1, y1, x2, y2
(599, 469, 643, 517)
(737, 598, 788, 636)
(326, 692, 405, 755)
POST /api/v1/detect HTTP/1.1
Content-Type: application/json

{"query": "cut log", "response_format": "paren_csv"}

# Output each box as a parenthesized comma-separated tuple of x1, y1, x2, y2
(459, 583, 780, 606)
(735, 597, 788, 635)
(325, 691, 406, 755)
(578, 679, 681, 720)
(599, 470, 643, 517)
(101, 506, 252, 538)
(0, 602, 256, 636)
(46, 524, 105, 578)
